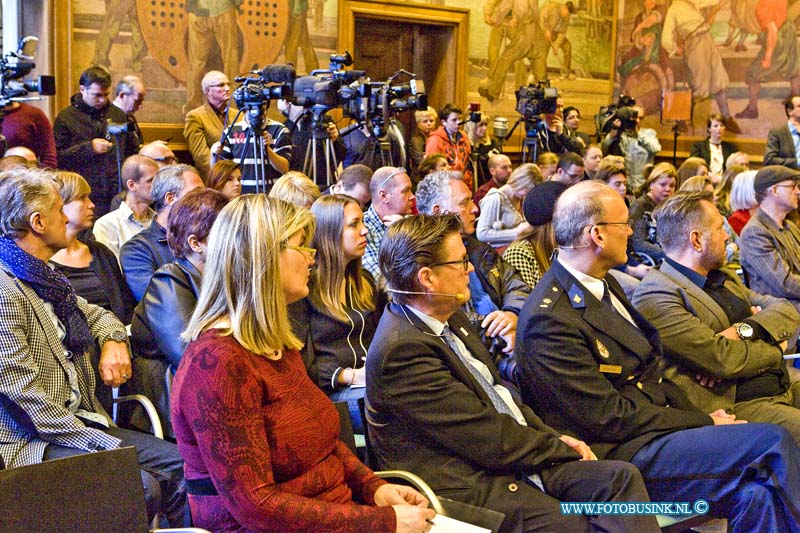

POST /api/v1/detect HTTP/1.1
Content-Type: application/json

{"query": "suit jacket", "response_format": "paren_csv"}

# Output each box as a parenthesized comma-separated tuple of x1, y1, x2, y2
(764, 125, 798, 168)
(689, 138, 736, 170)
(0, 262, 124, 468)
(632, 261, 797, 412)
(183, 101, 235, 179)
(515, 260, 712, 462)
(365, 303, 580, 527)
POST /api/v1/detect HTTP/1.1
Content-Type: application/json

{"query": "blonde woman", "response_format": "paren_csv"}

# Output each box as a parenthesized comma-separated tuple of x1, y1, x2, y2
(476, 163, 542, 249)
(409, 106, 437, 177)
(463, 111, 499, 183)
(268, 170, 321, 208)
(172, 195, 433, 532)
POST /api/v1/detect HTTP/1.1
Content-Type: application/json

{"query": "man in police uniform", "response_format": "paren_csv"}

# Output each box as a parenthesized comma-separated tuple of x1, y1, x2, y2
(515, 181, 800, 531)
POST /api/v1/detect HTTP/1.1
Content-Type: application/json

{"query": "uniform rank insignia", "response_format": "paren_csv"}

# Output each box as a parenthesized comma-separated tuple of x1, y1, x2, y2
(596, 339, 610, 358)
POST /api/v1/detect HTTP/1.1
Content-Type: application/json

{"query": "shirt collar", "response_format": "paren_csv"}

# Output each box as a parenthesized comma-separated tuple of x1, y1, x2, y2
(405, 305, 447, 335)
(664, 257, 708, 288)
(558, 259, 606, 304)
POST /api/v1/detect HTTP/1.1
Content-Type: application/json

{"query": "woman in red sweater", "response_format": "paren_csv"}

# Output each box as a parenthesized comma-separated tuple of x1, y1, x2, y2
(171, 195, 435, 532)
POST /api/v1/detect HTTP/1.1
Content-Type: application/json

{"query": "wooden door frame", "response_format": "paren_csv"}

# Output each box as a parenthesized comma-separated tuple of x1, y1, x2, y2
(337, 0, 470, 106)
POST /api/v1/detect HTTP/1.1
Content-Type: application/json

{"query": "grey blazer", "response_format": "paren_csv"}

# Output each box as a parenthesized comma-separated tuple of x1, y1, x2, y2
(0, 262, 125, 467)
(632, 261, 797, 412)
(764, 125, 799, 168)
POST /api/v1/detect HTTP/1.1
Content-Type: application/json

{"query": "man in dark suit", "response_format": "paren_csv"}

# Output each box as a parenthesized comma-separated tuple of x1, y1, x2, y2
(366, 214, 658, 532)
(515, 181, 800, 532)
(764, 95, 800, 169)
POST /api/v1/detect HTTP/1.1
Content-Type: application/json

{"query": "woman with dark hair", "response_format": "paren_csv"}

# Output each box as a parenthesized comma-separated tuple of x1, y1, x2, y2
(416, 153, 450, 184)
(50, 171, 136, 324)
(689, 113, 737, 179)
(131, 188, 228, 372)
(676, 156, 709, 184)
(172, 195, 433, 532)
(207, 159, 242, 201)
(293, 194, 386, 432)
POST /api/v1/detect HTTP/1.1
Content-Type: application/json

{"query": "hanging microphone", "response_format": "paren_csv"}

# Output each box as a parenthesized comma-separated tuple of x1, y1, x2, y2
(386, 288, 467, 303)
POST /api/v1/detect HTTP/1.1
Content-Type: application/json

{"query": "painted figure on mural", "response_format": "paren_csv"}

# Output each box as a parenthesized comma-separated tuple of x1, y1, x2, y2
(618, 0, 674, 96)
(478, 0, 549, 103)
(284, 0, 319, 73)
(735, 0, 800, 119)
(484, 0, 523, 82)
(92, 0, 147, 71)
(723, 0, 760, 51)
(184, 0, 243, 115)
(661, 0, 741, 133)
(540, 1, 576, 80)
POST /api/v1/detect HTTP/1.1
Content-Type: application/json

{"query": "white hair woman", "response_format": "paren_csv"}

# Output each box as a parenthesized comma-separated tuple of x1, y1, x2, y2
(172, 195, 434, 532)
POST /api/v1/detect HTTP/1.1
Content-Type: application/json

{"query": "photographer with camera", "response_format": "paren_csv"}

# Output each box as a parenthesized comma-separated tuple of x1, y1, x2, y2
(600, 103, 660, 193)
(54, 66, 138, 218)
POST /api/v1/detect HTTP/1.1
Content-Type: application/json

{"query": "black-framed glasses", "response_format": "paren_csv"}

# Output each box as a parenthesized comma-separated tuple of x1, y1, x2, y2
(429, 255, 470, 272)
(593, 218, 633, 228)
(152, 156, 177, 164)
(774, 183, 800, 191)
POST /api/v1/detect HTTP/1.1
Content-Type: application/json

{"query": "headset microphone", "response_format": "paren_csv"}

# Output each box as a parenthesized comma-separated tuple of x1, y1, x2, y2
(386, 288, 467, 303)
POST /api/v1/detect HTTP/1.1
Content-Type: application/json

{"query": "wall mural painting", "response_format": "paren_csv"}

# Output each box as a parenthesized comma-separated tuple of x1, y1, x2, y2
(614, 0, 800, 140)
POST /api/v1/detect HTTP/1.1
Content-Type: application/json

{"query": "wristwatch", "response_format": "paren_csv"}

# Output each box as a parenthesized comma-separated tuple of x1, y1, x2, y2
(734, 322, 754, 340)
(107, 330, 128, 343)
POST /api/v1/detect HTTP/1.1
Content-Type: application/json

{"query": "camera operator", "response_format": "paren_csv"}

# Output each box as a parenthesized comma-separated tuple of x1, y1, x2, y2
(342, 120, 406, 171)
(536, 98, 583, 157)
(1, 102, 57, 168)
(277, 99, 345, 188)
(54, 66, 138, 218)
(111, 75, 145, 150)
(600, 104, 660, 193)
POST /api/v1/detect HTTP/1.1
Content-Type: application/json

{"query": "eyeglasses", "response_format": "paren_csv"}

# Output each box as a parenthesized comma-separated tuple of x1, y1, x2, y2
(774, 183, 800, 191)
(378, 167, 407, 189)
(593, 219, 633, 228)
(152, 156, 176, 164)
(208, 82, 231, 88)
(285, 244, 317, 259)
(429, 255, 470, 272)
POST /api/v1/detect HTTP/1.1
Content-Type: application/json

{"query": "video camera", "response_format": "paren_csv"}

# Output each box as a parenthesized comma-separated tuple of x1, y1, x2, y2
(232, 64, 296, 110)
(515, 80, 559, 121)
(292, 51, 367, 114)
(595, 94, 637, 136)
(341, 71, 427, 137)
(0, 36, 55, 108)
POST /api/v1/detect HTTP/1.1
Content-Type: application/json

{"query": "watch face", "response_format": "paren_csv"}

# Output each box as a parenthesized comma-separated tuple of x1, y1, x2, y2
(110, 331, 128, 342)
(737, 323, 753, 338)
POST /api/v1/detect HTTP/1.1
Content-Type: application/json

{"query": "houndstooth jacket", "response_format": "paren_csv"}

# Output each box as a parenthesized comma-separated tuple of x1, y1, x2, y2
(0, 260, 125, 468)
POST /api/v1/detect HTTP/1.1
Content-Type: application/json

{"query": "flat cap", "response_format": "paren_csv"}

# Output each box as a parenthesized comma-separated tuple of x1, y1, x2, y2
(754, 165, 800, 194)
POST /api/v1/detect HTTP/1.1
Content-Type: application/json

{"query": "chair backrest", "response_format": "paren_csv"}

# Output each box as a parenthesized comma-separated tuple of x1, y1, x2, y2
(0, 447, 150, 533)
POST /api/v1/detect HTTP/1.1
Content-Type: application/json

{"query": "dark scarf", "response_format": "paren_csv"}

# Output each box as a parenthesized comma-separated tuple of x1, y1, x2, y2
(0, 235, 93, 354)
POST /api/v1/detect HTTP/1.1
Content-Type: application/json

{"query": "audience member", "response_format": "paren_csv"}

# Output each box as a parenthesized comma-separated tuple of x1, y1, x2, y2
(0, 155, 32, 172)
(629, 162, 678, 264)
(515, 180, 800, 532)
(342, 122, 406, 171)
(54, 66, 138, 218)
(689, 114, 737, 179)
(0, 167, 186, 526)
(139, 141, 176, 167)
(503, 180, 567, 288)
(329, 163, 372, 209)
(367, 214, 658, 533)
(676, 156, 709, 183)
(594, 159, 630, 202)
(740, 166, 800, 313)
(764, 95, 800, 169)
(416, 153, 449, 183)
(172, 195, 434, 532)
(408, 106, 437, 180)
(549, 151, 585, 186)
(536, 151, 559, 178)
(463, 111, 499, 185)
(425, 103, 472, 182)
(183, 71, 235, 180)
(277, 99, 345, 188)
(715, 164, 747, 218)
(727, 169, 758, 235)
(476, 163, 540, 248)
(726, 151, 750, 169)
(291, 195, 386, 433)
(633, 191, 800, 444)
(582, 144, 603, 180)
(93, 154, 158, 257)
(268, 171, 321, 209)
(601, 105, 660, 192)
(120, 164, 203, 301)
(3, 146, 38, 165)
(416, 171, 530, 355)
(563, 105, 591, 147)
(362, 167, 415, 281)
(536, 99, 584, 157)
(678, 176, 739, 262)
(111, 75, 145, 149)
(474, 153, 512, 206)
(0, 102, 57, 168)
(207, 159, 242, 201)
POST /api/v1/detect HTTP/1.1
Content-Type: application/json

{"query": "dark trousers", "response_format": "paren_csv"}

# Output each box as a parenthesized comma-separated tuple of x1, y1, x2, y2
(44, 426, 187, 527)
(631, 423, 800, 532)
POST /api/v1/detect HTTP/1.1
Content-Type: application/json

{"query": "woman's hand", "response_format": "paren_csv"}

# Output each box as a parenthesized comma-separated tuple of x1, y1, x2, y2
(393, 505, 436, 533)
(375, 484, 435, 533)
(374, 483, 429, 507)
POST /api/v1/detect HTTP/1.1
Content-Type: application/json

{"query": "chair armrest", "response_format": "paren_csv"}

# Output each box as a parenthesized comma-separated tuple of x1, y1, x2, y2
(114, 394, 164, 439)
(375, 470, 446, 515)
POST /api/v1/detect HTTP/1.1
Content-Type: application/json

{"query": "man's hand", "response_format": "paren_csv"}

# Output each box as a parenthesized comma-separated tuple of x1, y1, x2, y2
(559, 435, 597, 461)
(750, 306, 762, 315)
(515, 221, 534, 238)
(625, 264, 651, 280)
(326, 122, 339, 142)
(91, 138, 113, 154)
(98, 340, 132, 387)
(482, 310, 517, 339)
(709, 409, 746, 425)
(717, 325, 739, 341)
(695, 373, 721, 389)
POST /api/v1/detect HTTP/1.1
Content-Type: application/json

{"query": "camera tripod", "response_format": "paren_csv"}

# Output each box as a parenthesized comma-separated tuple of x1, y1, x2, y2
(302, 111, 340, 188)
(221, 104, 274, 194)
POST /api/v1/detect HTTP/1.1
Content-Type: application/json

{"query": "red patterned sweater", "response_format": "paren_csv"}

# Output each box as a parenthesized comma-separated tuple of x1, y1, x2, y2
(171, 330, 396, 532)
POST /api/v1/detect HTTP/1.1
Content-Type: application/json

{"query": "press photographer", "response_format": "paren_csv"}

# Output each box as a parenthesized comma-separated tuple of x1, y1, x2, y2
(0, 36, 56, 168)
(55, 66, 138, 217)
(598, 95, 660, 192)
